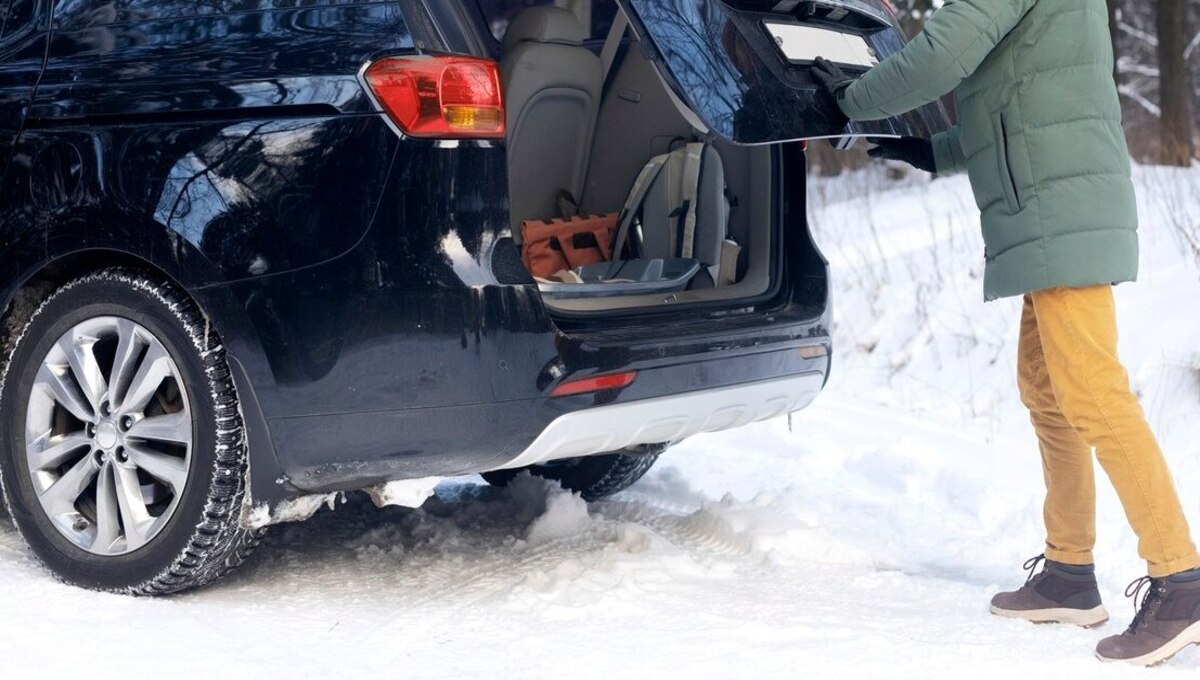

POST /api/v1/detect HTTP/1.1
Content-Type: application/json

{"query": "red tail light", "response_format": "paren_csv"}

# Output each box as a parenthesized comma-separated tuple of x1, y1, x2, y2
(363, 55, 505, 139)
(551, 371, 638, 398)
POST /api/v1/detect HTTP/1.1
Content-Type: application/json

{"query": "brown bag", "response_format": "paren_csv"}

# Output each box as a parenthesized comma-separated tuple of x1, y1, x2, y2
(520, 213, 618, 279)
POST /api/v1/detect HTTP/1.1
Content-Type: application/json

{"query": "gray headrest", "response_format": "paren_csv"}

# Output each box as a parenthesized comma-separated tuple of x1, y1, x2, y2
(502, 6, 587, 52)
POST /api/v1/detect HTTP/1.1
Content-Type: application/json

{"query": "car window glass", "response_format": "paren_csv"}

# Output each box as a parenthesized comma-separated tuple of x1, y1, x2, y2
(224, 1, 399, 12)
(53, 1, 224, 29)
(54, 1, 372, 30)
(477, 0, 618, 43)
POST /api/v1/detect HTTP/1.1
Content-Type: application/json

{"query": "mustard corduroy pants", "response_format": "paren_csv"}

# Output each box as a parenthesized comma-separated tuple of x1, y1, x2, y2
(1017, 285, 1199, 577)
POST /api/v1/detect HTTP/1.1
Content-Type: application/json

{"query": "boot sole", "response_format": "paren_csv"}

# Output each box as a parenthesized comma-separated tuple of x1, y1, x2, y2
(1096, 619, 1200, 667)
(989, 603, 1109, 628)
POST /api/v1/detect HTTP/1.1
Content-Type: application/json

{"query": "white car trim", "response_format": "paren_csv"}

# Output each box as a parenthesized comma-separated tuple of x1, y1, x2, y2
(496, 372, 824, 470)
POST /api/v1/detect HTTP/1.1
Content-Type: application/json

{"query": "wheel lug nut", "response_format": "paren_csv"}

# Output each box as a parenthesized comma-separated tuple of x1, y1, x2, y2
(120, 416, 133, 431)
(116, 447, 128, 463)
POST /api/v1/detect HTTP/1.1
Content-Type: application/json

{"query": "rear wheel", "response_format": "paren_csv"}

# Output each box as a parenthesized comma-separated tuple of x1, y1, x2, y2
(482, 445, 665, 501)
(0, 270, 262, 594)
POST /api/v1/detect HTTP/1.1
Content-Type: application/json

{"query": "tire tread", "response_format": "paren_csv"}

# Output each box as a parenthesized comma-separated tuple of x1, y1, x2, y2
(483, 445, 664, 502)
(0, 269, 264, 596)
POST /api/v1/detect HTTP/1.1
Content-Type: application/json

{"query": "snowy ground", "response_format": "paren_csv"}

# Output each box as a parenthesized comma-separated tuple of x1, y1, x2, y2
(2, 163, 1199, 677)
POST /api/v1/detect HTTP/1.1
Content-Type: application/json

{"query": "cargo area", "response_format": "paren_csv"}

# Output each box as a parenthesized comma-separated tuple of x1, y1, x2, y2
(489, 0, 948, 315)
(499, 6, 778, 314)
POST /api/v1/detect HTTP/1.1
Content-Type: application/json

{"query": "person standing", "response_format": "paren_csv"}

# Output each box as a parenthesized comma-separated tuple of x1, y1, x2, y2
(811, 0, 1200, 667)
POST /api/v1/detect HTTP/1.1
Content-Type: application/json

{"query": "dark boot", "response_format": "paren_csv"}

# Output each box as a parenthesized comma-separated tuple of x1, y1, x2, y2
(1096, 570, 1200, 666)
(989, 555, 1108, 627)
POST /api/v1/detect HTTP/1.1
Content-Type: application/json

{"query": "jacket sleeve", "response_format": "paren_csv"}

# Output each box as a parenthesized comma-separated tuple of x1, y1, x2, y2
(931, 126, 966, 176)
(839, 0, 1038, 121)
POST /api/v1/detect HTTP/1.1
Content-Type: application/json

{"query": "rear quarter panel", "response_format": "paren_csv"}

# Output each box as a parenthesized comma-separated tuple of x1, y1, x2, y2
(13, 0, 413, 282)
(0, 0, 420, 504)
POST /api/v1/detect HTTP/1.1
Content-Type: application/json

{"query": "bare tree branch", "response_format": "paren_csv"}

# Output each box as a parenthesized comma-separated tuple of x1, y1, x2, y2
(1185, 30, 1200, 59)
(1118, 83, 1162, 117)
(1117, 60, 1161, 77)
(1119, 21, 1159, 46)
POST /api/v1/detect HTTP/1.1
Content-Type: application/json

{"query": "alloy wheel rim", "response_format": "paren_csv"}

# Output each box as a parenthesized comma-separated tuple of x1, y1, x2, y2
(24, 316, 193, 556)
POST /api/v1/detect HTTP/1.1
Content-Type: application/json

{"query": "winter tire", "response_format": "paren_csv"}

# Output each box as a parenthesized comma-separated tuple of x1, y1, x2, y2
(482, 445, 664, 501)
(0, 270, 262, 594)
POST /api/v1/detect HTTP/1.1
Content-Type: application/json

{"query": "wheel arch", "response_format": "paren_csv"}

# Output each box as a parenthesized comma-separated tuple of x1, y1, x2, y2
(2, 248, 189, 358)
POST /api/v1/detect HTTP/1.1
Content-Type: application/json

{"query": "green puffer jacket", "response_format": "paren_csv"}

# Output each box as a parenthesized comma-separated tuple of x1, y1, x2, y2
(839, 0, 1138, 301)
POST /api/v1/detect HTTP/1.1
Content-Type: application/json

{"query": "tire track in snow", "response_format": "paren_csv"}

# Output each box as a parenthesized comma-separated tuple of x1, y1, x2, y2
(592, 498, 757, 557)
(210, 476, 763, 614)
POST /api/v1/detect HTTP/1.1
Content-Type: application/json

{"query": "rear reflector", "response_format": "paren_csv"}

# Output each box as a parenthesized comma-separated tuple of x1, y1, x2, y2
(551, 371, 638, 398)
(798, 344, 828, 359)
(363, 55, 505, 139)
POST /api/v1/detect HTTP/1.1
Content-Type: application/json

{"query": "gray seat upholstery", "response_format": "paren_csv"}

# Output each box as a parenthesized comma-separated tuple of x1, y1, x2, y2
(501, 6, 602, 236)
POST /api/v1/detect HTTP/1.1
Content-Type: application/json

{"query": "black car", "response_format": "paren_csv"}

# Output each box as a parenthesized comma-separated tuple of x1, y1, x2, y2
(0, 0, 944, 593)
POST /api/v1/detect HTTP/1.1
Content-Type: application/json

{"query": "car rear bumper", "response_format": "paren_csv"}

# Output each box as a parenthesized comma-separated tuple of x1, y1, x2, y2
(497, 371, 824, 470)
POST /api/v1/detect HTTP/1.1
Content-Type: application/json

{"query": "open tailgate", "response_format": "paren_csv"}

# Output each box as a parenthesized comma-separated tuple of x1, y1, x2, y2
(620, 0, 950, 144)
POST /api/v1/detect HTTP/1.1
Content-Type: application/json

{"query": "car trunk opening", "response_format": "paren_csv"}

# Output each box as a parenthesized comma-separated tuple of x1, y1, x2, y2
(493, 0, 948, 316)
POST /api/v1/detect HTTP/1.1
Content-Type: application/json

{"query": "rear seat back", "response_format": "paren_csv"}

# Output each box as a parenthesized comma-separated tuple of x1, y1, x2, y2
(611, 143, 734, 286)
(501, 7, 602, 237)
(638, 144, 728, 270)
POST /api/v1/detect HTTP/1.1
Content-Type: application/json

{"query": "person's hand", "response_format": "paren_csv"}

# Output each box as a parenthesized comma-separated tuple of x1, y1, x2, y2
(811, 57, 855, 102)
(867, 136, 936, 173)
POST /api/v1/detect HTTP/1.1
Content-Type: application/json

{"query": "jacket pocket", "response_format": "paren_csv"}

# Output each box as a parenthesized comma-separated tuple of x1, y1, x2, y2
(996, 112, 1022, 212)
